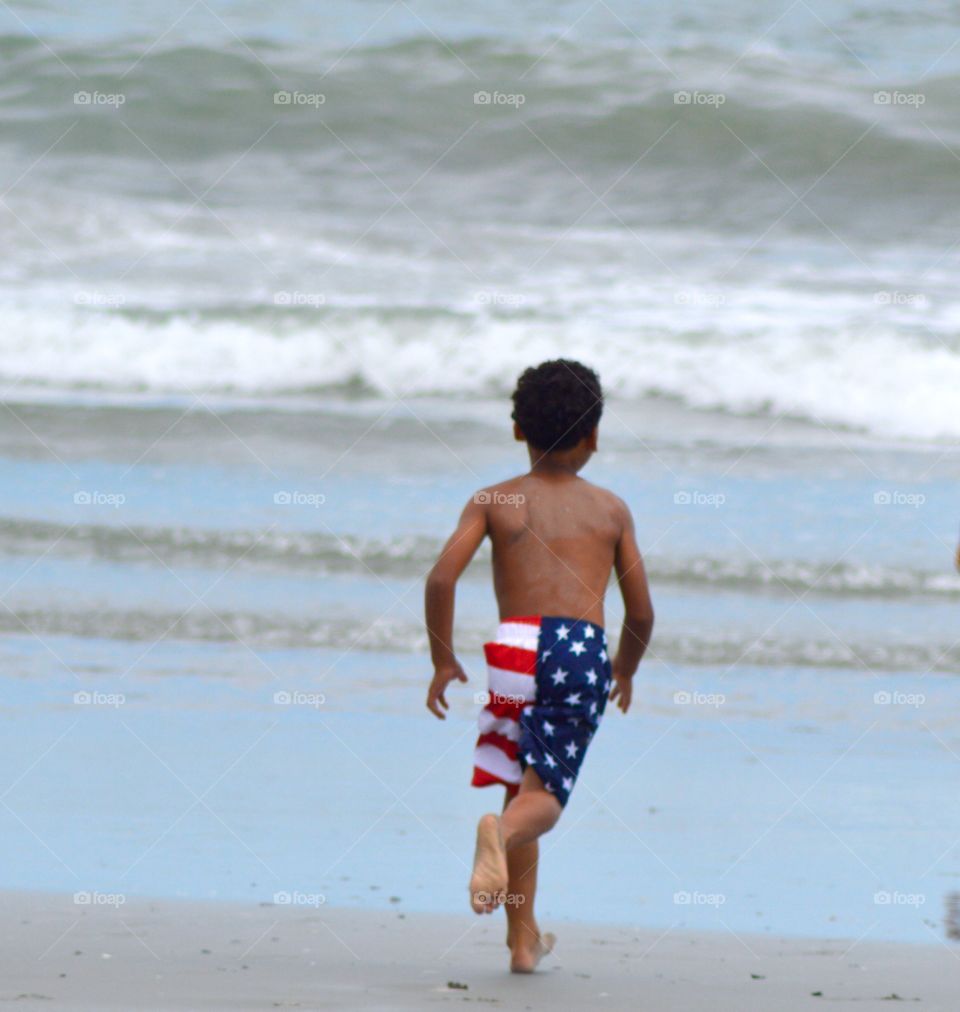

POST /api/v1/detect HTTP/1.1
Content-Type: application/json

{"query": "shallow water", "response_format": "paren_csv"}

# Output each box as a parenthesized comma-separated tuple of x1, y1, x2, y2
(1, 394, 959, 944)
(3, 633, 958, 945)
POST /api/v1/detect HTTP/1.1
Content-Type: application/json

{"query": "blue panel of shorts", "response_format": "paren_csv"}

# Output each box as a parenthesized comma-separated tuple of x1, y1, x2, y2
(517, 616, 611, 806)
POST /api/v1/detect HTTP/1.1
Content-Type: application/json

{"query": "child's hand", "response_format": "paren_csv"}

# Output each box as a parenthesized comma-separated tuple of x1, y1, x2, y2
(608, 667, 633, 713)
(426, 662, 468, 719)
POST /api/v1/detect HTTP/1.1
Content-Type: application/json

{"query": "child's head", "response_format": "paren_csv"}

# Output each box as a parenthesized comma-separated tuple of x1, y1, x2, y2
(511, 359, 603, 466)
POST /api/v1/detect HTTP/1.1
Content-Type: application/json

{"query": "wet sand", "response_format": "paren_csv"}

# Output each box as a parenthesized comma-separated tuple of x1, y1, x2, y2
(3, 891, 958, 1010)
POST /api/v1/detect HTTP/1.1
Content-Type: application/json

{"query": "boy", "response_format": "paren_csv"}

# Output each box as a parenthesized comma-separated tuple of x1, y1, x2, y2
(424, 359, 655, 973)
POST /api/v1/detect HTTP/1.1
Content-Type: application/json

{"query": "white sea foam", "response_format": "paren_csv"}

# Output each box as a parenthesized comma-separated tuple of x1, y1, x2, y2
(2, 297, 958, 442)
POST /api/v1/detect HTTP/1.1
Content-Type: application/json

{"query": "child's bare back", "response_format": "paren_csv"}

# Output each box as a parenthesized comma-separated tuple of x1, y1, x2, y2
(484, 470, 626, 627)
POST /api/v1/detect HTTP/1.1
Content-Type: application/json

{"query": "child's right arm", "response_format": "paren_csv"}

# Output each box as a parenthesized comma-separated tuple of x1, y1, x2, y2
(609, 501, 655, 714)
(424, 496, 488, 719)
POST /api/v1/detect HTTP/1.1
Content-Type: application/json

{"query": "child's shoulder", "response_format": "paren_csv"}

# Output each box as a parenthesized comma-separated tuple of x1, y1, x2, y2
(470, 473, 528, 509)
(581, 481, 634, 537)
(471, 474, 630, 521)
(574, 475, 631, 513)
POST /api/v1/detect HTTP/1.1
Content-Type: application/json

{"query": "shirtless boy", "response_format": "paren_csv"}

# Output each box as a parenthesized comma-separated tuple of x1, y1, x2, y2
(424, 359, 655, 973)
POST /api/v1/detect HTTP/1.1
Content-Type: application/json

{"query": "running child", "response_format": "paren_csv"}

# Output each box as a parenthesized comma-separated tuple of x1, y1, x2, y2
(424, 359, 655, 973)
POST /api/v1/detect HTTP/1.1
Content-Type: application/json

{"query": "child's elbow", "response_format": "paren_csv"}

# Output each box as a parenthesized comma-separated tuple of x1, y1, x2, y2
(628, 605, 654, 632)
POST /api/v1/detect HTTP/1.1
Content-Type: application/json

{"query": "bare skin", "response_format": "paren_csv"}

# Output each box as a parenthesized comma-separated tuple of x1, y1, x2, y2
(503, 799, 555, 972)
(425, 424, 655, 972)
(468, 772, 560, 970)
(469, 813, 508, 914)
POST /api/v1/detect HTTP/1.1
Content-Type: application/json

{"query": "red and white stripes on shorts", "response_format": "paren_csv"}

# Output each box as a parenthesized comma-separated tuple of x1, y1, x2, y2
(471, 615, 540, 790)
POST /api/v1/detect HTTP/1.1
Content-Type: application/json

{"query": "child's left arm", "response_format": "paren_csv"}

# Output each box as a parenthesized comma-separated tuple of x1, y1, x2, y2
(609, 500, 655, 714)
(424, 496, 488, 719)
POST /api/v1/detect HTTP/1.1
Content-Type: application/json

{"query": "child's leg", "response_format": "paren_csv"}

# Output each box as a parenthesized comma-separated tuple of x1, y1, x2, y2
(470, 769, 559, 969)
(504, 837, 555, 972)
(500, 767, 562, 848)
(503, 770, 558, 970)
(502, 787, 521, 950)
(504, 836, 536, 949)
(502, 787, 538, 950)
(470, 770, 559, 912)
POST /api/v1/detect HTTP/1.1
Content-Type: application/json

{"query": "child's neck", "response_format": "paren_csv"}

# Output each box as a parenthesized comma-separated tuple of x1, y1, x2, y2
(528, 452, 586, 476)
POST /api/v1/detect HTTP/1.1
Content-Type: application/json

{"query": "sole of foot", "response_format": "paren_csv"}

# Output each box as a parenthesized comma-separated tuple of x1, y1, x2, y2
(469, 813, 508, 915)
(510, 931, 556, 973)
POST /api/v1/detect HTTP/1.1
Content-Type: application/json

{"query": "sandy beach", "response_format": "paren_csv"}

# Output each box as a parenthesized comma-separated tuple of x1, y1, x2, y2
(4, 891, 958, 1011)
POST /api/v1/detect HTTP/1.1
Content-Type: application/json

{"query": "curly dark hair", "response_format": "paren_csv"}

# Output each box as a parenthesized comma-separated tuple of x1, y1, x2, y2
(511, 359, 604, 452)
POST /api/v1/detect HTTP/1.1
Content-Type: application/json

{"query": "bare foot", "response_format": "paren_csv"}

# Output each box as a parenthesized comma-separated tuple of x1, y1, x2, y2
(469, 814, 508, 914)
(510, 931, 555, 973)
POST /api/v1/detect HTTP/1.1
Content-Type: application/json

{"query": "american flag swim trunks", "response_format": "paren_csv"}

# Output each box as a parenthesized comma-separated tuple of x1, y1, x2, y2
(471, 614, 612, 807)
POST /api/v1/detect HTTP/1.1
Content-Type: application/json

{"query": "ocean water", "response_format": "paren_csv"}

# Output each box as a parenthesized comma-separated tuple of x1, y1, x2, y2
(1, 0, 960, 947)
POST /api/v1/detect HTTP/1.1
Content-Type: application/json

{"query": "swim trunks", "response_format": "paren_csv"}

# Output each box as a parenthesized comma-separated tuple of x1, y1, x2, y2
(471, 615, 611, 807)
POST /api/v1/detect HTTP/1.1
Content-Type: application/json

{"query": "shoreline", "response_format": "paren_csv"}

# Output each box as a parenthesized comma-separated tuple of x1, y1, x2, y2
(4, 657, 959, 947)
(4, 890, 958, 1011)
